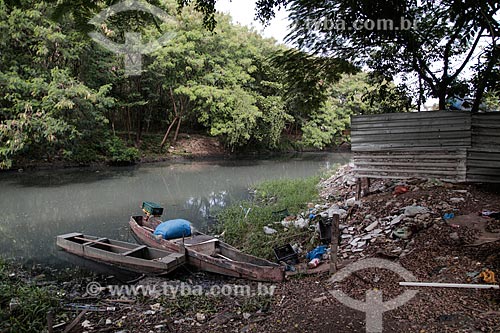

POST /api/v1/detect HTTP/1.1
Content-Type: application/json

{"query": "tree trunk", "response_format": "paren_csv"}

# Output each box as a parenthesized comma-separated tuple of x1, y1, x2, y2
(136, 108, 143, 144)
(160, 117, 178, 150)
(173, 116, 182, 143)
(437, 84, 447, 111)
(134, 77, 143, 145)
(126, 106, 132, 141)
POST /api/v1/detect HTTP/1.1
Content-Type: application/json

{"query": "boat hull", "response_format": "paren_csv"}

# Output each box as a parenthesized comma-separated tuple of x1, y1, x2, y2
(129, 216, 285, 282)
(56, 233, 185, 275)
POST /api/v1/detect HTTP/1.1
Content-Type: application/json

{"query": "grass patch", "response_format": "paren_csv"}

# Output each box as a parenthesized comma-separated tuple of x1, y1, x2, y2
(217, 175, 322, 260)
(0, 260, 61, 333)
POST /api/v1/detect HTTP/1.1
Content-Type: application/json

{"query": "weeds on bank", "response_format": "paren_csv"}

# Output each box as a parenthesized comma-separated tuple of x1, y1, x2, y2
(218, 175, 322, 260)
(0, 260, 61, 333)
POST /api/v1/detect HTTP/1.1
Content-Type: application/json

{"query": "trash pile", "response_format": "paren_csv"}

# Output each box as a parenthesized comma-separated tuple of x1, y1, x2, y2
(267, 163, 500, 268)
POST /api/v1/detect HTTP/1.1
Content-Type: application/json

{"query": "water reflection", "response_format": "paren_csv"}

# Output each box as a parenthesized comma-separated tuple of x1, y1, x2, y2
(0, 153, 351, 266)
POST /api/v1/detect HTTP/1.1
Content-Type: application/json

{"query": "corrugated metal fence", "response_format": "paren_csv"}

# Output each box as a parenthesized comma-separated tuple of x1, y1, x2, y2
(351, 111, 500, 183)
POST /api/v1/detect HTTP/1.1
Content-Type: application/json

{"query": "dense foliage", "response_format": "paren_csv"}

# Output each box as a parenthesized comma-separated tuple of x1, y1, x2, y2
(182, 0, 500, 112)
(0, 0, 409, 169)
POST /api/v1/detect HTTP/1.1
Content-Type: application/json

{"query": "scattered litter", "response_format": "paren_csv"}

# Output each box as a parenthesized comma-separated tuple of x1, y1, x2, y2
(393, 226, 412, 240)
(443, 213, 455, 220)
(479, 269, 497, 284)
(196, 313, 206, 322)
(307, 258, 321, 268)
(263, 226, 277, 235)
(393, 185, 408, 195)
(306, 245, 328, 261)
(345, 197, 356, 207)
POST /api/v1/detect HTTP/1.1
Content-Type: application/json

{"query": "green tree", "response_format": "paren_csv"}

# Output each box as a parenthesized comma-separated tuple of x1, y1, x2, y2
(300, 72, 411, 149)
(180, 0, 499, 112)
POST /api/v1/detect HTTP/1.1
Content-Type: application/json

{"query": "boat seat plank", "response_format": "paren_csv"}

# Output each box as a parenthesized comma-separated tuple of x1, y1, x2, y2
(82, 237, 108, 246)
(180, 235, 217, 245)
(122, 245, 147, 256)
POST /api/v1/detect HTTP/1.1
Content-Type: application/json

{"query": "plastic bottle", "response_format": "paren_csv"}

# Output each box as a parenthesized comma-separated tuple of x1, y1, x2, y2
(308, 258, 320, 268)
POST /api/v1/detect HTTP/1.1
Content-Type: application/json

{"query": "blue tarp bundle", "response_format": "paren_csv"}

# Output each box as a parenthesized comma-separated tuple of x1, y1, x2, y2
(154, 219, 192, 239)
(306, 245, 328, 260)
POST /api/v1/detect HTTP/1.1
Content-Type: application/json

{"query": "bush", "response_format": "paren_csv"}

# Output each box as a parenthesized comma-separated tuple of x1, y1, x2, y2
(105, 136, 140, 165)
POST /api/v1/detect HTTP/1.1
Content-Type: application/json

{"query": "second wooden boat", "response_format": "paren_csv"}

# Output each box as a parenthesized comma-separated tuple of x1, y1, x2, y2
(129, 216, 285, 282)
(56, 233, 186, 275)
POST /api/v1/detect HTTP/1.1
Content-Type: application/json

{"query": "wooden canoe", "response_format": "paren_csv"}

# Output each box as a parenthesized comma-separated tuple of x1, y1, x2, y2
(56, 233, 185, 275)
(129, 216, 285, 282)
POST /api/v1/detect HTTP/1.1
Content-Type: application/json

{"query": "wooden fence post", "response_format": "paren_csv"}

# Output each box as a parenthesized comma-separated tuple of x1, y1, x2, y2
(355, 178, 362, 200)
(330, 214, 340, 274)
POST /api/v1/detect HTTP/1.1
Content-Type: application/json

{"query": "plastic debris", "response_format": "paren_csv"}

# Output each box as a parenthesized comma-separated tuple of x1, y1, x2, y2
(263, 226, 277, 235)
(307, 258, 321, 268)
(443, 213, 455, 220)
(479, 269, 497, 284)
(393, 185, 409, 195)
(306, 245, 328, 260)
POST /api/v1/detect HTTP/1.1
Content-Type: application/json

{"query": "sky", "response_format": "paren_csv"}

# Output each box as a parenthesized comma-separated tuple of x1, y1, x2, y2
(214, 0, 290, 44)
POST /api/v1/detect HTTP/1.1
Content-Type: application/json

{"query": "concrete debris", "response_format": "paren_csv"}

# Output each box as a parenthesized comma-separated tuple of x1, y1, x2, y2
(390, 214, 405, 225)
(365, 221, 379, 232)
(345, 197, 356, 207)
(404, 205, 429, 217)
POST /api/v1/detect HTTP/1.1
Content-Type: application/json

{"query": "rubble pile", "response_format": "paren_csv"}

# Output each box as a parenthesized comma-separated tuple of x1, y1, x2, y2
(268, 163, 499, 264)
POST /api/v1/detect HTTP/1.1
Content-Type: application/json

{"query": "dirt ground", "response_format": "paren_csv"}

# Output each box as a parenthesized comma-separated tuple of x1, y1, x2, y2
(166, 134, 228, 158)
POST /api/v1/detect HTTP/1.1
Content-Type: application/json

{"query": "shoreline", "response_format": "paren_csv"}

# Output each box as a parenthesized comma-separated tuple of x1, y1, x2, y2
(2, 141, 351, 174)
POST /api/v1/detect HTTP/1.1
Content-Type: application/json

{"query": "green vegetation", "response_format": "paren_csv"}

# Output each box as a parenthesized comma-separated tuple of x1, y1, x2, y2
(0, 0, 411, 169)
(218, 175, 321, 260)
(182, 0, 499, 113)
(0, 260, 61, 333)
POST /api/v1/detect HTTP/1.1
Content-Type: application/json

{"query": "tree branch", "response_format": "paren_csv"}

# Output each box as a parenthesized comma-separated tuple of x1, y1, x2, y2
(449, 29, 485, 82)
